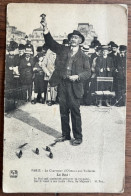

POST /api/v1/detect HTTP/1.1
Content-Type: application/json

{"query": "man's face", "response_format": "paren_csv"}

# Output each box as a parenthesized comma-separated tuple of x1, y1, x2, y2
(9, 50, 14, 56)
(19, 49, 24, 56)
(112, 47, 117, 53)
(82, 51, 89, 56)
(103, 49, 108, 56)
(25, 54, 30, 61)
(39, 57, 44, 62)
(120, 51, 126, 56)
(70, 35, 82, 47)
(96, 50, 101, 56)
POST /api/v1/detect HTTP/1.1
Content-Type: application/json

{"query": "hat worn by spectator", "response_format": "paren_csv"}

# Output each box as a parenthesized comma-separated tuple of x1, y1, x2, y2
(108, 41, 115, 47)
(37, 52, 44, 58)
(119, 45, 127, 51)
(101, 45, 109, 51)
(111, 43, 118, 48)
(81, 45, 89, 52)
(25, 35, 28, 39)
(25, 48, 32, 55)
(68, 30, 85, 44)
(18, 44, 25, 50)
(96, 46, 102, 52)
(36, 46, 43, 52)
(8, 41, 18, 51)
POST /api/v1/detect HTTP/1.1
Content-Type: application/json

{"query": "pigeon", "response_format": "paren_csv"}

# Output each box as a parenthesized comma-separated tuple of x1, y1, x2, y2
(18, 150, 22, 158)
(36, 148, 39, 155)
(49, 152, 53, 159)
(46, 146, 51, 152)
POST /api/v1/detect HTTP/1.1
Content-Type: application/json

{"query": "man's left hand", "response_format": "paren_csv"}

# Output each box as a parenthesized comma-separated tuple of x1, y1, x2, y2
(68, 75, 79, 82)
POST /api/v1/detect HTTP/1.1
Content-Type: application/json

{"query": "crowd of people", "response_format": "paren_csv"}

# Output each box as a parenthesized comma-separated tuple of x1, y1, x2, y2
(5, 35, 127, 108)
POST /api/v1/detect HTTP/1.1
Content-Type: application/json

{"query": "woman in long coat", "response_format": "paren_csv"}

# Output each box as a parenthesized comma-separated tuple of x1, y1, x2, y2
(18, 49, 34, 102)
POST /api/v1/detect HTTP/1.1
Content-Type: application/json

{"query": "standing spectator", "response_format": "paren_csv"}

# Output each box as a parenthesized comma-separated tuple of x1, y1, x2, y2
(81, 45, 91, 105)
(25, 35, 34, 56)
(115, 45, 127, 106)
(108, 41, 116, 54)
(5, 41, 18, 90)
(18, 48, 34, 102)
(90, 46, 102, 67)
(95, 46, 114, 107)
(33, 46, 43, 65)
(32, 53, 45, 104)
(90, 36, 101, 48)
(108, 43, 120, 103)
(14, 44, 25, 74)
(89, 46, 102, 105)
(42, 49, 57, 105)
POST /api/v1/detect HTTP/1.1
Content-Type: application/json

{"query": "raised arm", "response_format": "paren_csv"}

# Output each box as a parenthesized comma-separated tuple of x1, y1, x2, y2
(41, 17, 65, 54)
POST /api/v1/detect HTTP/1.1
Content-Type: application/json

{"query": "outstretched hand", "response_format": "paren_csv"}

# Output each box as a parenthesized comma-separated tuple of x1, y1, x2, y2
(40, 18, 48, 33)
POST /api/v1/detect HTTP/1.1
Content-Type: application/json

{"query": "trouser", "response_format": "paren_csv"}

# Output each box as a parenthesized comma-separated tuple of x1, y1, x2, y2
(116, 78, 126, 106)
(43, 80, 49, 102)
(22, 84, 32, 101)
(47, 85, 57, 102)
(59, 80, 82, 140)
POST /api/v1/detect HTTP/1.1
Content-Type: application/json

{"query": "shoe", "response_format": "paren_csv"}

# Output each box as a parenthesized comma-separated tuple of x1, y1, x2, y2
(47, 101, 52, 106)
(72, 139, 82, 146)
(51, 101, 56, 105)
(31, 99, 37, 104)
(55, 136, 71, 142)
(105, 99, 110, 107)
(97, 100, 102, 107)
(28, 98, 31, 102)
(41, 98, 45, 104)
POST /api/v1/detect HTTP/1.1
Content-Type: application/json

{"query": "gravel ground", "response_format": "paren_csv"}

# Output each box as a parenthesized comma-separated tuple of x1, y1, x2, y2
(3, 103, 126, 193)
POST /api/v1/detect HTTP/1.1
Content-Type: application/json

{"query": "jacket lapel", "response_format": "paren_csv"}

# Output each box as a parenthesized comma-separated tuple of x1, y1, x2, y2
(72, 48, 82, 64)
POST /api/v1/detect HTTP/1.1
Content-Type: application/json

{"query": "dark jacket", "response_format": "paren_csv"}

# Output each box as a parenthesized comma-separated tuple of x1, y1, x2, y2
(14, 54, 25, 67)
(18, 57, 34, 85)
(33, 62, 45, 78)
(95, 56, 114, 77)
(5, 55, 15, 84)
(44, 32, 91, 98)
(116, 55, 126, 79)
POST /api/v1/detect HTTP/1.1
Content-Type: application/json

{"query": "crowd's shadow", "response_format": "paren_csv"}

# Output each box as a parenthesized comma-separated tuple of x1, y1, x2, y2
(7, 109, 61, 138)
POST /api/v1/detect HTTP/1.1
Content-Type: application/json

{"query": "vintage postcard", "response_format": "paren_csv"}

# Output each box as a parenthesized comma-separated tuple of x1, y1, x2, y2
(3, 3, 127, 193)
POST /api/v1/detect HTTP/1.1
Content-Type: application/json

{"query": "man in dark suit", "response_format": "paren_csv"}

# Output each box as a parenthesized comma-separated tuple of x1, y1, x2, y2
(41, 18, 91, 145)
(25, 35, 34, 56)
(95, 45, 114, 107)
(115, 45, 127, 106)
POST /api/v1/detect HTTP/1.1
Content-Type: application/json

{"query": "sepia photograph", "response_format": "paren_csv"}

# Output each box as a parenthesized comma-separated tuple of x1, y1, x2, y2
(3, 3, 127, 193)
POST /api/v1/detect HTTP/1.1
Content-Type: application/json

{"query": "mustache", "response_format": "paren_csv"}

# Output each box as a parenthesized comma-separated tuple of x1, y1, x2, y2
(70, 41, 76, 43)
